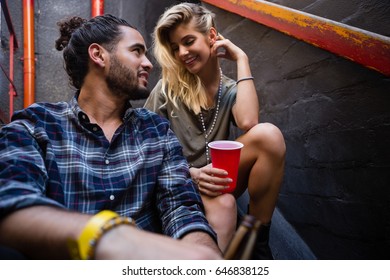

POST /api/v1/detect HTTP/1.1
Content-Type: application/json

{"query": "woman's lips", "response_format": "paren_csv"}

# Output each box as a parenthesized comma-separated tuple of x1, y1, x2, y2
(184, 56, 197, 65)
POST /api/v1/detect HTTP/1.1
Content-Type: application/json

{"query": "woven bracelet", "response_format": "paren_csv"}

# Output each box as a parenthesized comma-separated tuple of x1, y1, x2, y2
(236, 76, 254, 85)
(87, 216, 135, 259)
(67, 210, 135, 260)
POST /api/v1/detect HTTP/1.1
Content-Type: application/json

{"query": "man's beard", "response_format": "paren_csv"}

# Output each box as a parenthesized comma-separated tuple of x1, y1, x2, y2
(106, 54, 150, 100)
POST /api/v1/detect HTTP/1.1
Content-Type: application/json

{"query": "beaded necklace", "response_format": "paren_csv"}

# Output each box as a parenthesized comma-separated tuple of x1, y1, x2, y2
(199, 68, 223, 164)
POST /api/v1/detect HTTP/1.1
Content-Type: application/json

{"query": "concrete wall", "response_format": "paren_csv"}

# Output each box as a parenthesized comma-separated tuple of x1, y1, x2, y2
(207, 0, 390, 259)
(1, 0, 389, 259)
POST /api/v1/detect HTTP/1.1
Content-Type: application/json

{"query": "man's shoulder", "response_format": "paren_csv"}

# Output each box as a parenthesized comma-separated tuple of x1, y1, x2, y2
(16, 101, 69, 115)
(11, 101, 71, 127)
(134, 107, 167, 121)
(132, 108, 171, 132)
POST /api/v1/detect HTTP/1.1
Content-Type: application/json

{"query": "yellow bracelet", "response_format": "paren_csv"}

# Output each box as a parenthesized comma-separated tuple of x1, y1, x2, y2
(67, 210, 135, 260)
(87, 215, 135, 259)
(78, 210, 118, 260)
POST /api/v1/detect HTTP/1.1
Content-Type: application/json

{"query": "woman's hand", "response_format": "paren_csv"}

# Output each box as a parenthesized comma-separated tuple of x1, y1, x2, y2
(211, 34, 247, 62)
(190, 164, 233, 197)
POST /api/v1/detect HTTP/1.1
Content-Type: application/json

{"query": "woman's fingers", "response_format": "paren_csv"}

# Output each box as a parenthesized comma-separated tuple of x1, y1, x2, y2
(198, 176, 232, 197)
(198, 183, 224, 197)
(196, 165, 232, 196)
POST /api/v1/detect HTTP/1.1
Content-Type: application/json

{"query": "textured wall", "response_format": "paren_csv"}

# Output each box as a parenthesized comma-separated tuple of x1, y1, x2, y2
(1, 0, 389, 259)
(204, 0, 390, 259)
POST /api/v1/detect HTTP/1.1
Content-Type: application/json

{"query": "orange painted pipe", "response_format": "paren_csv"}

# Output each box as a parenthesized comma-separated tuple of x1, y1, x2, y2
(92, 0, 104, 17)
(202, 0, 390, 76)
(23, 0, 35, 108)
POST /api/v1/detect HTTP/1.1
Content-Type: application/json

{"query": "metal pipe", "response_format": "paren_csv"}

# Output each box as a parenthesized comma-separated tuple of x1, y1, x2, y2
(91, 0, 104, 17)
(1, 0, 19, 122)
(23, 0, 35, 108)
(9, 33, 16, 121)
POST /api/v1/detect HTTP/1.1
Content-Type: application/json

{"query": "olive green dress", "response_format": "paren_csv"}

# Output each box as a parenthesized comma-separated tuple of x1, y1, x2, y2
(144, 75, 237, 168)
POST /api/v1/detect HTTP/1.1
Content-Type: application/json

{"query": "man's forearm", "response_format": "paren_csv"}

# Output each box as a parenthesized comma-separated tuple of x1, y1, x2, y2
(181, 231, 222, 255)
(0, 207, 223, 260)
(0, 206, 90, 259)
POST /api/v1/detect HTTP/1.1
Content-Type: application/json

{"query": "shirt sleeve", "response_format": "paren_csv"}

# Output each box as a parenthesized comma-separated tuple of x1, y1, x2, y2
(154, 123, 217, 241)
(0, 121, 65, 218)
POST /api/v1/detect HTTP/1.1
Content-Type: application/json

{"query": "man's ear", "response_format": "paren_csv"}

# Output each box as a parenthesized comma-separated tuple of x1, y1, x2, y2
(88, 43, 106, 67)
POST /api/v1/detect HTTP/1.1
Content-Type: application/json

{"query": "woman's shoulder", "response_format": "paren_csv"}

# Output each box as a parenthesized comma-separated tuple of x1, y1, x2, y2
(151, 79, 164, 93)
(147, 79, 166, 100)
(222, 75, 236, 87)
(221, 75, 238, 97)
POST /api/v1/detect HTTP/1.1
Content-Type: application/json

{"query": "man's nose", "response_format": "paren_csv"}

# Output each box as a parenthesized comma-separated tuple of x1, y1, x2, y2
(142, 56, 153, 71)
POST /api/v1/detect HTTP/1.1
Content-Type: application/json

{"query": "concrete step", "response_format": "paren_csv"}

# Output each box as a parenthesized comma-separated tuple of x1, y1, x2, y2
(237, 191, 316, 260)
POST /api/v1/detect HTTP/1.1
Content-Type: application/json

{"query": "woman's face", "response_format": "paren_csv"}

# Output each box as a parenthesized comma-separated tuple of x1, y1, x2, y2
(168, 21, 212, 75)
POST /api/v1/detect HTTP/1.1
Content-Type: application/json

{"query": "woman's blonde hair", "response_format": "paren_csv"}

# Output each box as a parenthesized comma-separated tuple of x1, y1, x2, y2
(153, 3, 216, 114)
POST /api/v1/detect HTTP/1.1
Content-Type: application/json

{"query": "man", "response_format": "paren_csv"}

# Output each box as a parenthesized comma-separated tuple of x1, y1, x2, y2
(0, 14, 220, 260)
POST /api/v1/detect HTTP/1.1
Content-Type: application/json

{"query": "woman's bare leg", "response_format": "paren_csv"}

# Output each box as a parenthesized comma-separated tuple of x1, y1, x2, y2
(234, 123, 285, 259)
(201, 193, 237, 252)
(236, 122, 286, 223)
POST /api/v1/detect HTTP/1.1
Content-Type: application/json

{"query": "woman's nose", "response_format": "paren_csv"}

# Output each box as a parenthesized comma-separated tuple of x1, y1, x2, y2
(179, 46, 189, 57)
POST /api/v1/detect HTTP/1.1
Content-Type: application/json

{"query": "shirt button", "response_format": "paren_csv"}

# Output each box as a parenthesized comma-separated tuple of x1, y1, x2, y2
(93, 127, 98, 131)
(109, 195, 115, 200)
(105, 159, 110, 165)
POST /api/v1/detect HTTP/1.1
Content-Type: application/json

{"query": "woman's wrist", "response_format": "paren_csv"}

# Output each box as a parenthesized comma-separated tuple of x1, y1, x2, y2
(189, 167, 200, 186)
(235, 52, 249, 63)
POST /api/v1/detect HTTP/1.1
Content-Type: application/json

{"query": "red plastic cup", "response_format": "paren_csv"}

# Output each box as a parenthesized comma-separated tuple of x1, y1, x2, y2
(208, 140, 244, 193)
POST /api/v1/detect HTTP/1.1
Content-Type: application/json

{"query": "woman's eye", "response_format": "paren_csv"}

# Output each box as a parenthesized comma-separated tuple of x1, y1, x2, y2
(185, 39, 194, 46)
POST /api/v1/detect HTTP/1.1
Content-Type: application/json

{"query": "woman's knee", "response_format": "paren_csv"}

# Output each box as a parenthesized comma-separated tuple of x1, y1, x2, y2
(203, 193, 237, 217)
(248, 123, 286, 159)
(214, 193, 237, 213)
(204, 194, 237, 230)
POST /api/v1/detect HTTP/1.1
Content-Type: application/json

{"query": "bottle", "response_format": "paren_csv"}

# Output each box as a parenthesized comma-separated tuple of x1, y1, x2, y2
(223, 215, 262, 260)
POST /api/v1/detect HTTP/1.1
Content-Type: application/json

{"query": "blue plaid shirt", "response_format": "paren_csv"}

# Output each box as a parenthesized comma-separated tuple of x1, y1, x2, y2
(0, 94, 216, 240)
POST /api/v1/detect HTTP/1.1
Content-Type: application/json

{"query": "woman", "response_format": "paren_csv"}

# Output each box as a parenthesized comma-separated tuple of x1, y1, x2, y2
(145, 3, 286, 258)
